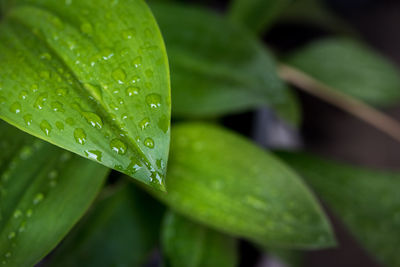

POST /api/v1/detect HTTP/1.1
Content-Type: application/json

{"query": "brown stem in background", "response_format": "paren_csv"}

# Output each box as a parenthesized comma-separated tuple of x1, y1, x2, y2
(279, 63, 400, 144)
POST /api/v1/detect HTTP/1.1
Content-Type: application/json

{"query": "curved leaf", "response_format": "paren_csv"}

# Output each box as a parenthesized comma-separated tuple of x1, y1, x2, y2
(0, 121, 109, 266)
(285, 38, 400, 106)
(0, 0, 171, 189)
(150, 123, 335, 249)
(278, 152, 400, 267)
(228, 0, 291, 34)
(162, 211, 238, 267)
(48, 184, 164, 267)
(150, 3, 300, 126)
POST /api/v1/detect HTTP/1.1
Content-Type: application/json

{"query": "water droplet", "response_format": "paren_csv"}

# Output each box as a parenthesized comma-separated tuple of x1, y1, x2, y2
(131, 75, 140, 84)
(74, 128, 87, 145)
(56, 121, 64, 131)
(48, 170, 58, 179)
(83, 83, 103, 100)
(8, 232, 15, 240)
(56, 88, 68, 96)
(122, 29, 136, 40)
(9, 102, 21, 114)
(30, 84, 38, 92)
(126, 86, 140, 96)
(132, 56, 142, 68)
(13, 210, 22, 219)
(40, 53, 52, 60)
(34, 93, 48, 110)
(0, 96, 6, 104)
(82, 112, 103, 129)
(23, 114, 33, 126)
(18, 221, 26, 232)
(139, 118, 150, 130)
(145, 69, 153, 78)
(80, 22, 93, 34)
(40, 120, 52, 136)
(84, 150, 102, 161)
(144, 138, 154, 148)
(127, 157, 142, 174)
(19, 91, 28, 100)
(156, 159, 165, 169)
(110, 139, 127, 155)
(158, 115, 169, 133)
(51, 101, 65, 112)
(4, 252, 11, 258)
(112, 68, 126, 84)
(145, 93, 161, 109)
(33, 193, 44, 205)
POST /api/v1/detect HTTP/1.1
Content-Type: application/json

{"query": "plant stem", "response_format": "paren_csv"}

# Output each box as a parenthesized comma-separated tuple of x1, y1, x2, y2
(278, 63, 400, 143)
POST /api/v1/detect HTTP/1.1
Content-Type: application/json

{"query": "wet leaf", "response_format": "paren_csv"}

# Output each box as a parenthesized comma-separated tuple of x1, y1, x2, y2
(0, 0, 170, 190)
(228, 0, 291, 34)
(0, 121, 109, 266)
(151, 3, 300, 126)
(162, 211, 238, 267)
(150, 123, 335, 249)
(48, 184, 164, 267)
(285, 38, 400, 106)
(278, 152, 400, 267)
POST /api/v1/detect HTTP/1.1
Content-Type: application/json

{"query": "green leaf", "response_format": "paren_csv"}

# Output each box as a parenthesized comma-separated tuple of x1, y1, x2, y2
(150, 123, 335, 249)
(0, 121, 109, 266)
(285, 38, 400, 106)
(0, 0, 171, 189)
(48, 183, 164, 267)
(277, 152, 400, 267)
(150, 3, 300, 126)
(228, 0, 291, 34)
(162, 211, 238, 267)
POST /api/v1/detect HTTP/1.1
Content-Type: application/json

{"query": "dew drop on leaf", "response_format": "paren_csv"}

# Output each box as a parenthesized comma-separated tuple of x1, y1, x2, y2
(74, 128, 87, 145)
(80, 22, 93, 34)
(82, 112, 103, 129)
(132, 56, 142, 68)
(139, 117, 150, 130)
(112, 68, 127, 84)
(19, 91, 28, 100)
(56, 121, 64, 131)
(144, 137, 154, 148)
(33, 193, 44, 205)
(51, 101, 65, 112)
(126, 86, 140, 96)
(9, 102, 21, 114)
(145, 93, 161, 109)
(110, 138, 127, 155)
(40, 120, 52, 136)
(84, 149, 103, 162)
(34, 93, 48, 110)
(23, 114, 33, 126)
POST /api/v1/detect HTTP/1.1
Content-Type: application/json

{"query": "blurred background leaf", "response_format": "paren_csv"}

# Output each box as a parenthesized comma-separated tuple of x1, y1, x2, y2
(162, 211, 238, 267)
(228, 0, 292, 34)
(48, 183, 164, 267)
(149, 123, 335, 249)
(151, 3, 301, 126)
(0, 121, 109, 266)
(278, 151, 400, 267)
(0, 0, 170, 189)
(285, 38, 400, 107)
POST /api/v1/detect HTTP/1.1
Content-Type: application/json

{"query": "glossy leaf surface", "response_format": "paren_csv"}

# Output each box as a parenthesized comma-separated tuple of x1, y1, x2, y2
(0, 121, 109, 266)
(278, 152, 400, 266)
(162, 211, 238, 267)
(286, 38, 400, 106)
(0, 0, 170, 189)
(151, 123, 335, 249)
(48, 184, 164, 267)
(151, 3, 300, 126)
(228, 0, 291, 34)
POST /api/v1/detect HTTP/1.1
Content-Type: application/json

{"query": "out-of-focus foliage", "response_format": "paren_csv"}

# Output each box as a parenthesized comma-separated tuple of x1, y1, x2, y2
(278, 152, 400, 266)
(162, 211, 238, 267)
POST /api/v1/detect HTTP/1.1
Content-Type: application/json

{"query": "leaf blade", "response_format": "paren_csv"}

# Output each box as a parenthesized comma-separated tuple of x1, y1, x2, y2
(0, 121, 109, 266)
(0, 0, 171, 189)
(150, 123, 335, 249)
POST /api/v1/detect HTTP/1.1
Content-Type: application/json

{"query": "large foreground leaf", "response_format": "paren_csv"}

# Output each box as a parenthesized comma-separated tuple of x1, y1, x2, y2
(0, 0, 170, 189)
(162, 211, 238, 267)
(228, 0, 291, 34)
(0, 121, 109, 266)
(48, 184, 164, 267)
(150, 3, 300, 126)
(285, 38, 400, 106)
(150, 123, 334, 249)
(278, 152, 400, 267)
